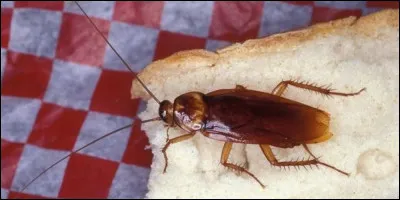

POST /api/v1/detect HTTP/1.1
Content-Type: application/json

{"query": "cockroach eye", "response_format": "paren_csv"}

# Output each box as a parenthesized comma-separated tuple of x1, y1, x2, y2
(161, 110, 166, 118)
(159, 100, 173, 125)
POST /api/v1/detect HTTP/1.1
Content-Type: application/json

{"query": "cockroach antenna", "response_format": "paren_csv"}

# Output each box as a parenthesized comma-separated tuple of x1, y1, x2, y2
(14, 2, 166, 196)
(17, 116, 161, 195)
(73, 1, 161, 104)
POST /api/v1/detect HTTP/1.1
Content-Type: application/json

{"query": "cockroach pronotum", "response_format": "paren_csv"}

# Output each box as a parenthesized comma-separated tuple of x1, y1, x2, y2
(17, 1, 367, 195)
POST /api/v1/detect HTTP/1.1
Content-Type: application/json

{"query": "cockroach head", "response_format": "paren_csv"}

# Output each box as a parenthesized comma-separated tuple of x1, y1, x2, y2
(159, 100, 174, 125)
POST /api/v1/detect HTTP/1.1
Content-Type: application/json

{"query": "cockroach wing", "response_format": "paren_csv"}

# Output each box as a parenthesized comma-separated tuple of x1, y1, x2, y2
(202, 88, 332, 147)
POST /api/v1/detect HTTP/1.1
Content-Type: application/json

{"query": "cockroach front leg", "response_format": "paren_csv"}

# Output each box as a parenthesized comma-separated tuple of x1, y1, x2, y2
(164, 126, 171, 143)
(259, 144, 350, 176)
(221, 142, 266, 188)
(272, 79, 366, 97)
(162, 133, 195, 173)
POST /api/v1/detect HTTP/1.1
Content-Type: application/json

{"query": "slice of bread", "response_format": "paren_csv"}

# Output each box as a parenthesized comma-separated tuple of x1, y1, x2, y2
(131, 9, 399, 199)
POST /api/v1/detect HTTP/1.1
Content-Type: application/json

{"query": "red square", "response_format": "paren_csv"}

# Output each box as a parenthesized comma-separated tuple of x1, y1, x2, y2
(1, 51, 53, 99)
(366, 1, 399, 8)
(55, 13, 110, 67)
(122, 120, 153, 168)
(153, 31, 206, 61)
(208, 2, 264, 43)
(27, 103, 87, 151)
(1, 139, 24, 189)
(89, 69, 140, 118)
(58, 153, 119, 198)
(14, 1, 64, 11)
(8, 191, 50, 199)
(1, 8, 13, 48)
(113, 1, 164, 29)
(311, 7, 362, 25)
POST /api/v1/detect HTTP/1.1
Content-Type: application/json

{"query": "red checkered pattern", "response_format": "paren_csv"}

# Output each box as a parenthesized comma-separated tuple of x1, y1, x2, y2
(1, 1, 398, 199)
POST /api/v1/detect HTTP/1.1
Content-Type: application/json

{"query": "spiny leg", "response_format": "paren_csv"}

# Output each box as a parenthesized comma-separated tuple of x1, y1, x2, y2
(272, 79, 366, 97)
(302, 144, 317, 159)
(162, 133, 195, 173)
(220, 142, 265, 188)
(259, 144, 350, 176)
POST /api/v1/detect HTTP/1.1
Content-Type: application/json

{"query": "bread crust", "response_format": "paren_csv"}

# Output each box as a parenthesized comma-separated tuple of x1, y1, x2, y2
(131, 9, 399, 100)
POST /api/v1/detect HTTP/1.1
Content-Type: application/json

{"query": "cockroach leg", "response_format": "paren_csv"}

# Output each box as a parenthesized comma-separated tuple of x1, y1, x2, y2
(271, 80, 366, 97)
(302, 144, 317, 159)
(162, 133, 195, 173)
(220, 142, 266, 188)
(165, 126, 171, 143)
(259, 144, 350, 176)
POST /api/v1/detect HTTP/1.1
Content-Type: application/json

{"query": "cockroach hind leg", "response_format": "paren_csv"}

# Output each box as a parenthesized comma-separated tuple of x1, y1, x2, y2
(220, 142, 266, 188)
(272, 79, 366, 98)
(260, 144, 350, 176)
(302, 144, 318, 159)
(302, 149, 351, 177)
(315, 159, 351, 177)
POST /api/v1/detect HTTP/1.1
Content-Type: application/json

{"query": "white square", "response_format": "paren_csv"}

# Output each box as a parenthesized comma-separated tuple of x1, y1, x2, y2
(362, 7, 383, 16)
(73, 111, 133, 162)
(259, 2, 313, 37)
(314, 1, 366, 9)
(64, 1, 116, 20)
(1, 1, 14, 8)
(11, 145, 69, 197)
(9, 8, 62, 59)
(161, 1, 214, 38)
(137, 99, 148, 115)
(1, 188, 9, 199)
(1, 96, 41, 143)
(103, 21, 159, 72)
(1, 48, 6, 82)
(43, 59, 101, 111)
(108, 163, 150, 198)
(205, 39, 232, 52)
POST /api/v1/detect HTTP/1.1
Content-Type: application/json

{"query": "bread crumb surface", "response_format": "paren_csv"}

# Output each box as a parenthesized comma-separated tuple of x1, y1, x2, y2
(132, 9, 399, 199)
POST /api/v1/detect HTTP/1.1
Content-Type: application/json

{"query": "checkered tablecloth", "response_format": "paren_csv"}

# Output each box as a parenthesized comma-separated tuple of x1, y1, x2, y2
(1, 1, 398, 199)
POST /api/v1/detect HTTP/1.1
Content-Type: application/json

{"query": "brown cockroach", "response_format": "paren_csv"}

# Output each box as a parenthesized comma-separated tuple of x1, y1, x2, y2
(18, 1, 366, 194)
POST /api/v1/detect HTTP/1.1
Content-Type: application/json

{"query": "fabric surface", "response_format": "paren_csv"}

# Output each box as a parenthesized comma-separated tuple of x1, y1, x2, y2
(1, 1, 398, 199)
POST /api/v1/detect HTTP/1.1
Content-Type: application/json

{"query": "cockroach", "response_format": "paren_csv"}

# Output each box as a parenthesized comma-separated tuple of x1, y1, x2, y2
(17, 1, 366, 195)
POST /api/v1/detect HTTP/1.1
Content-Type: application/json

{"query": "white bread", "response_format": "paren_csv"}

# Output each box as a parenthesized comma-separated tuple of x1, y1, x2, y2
(131, 9, 399, 199)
